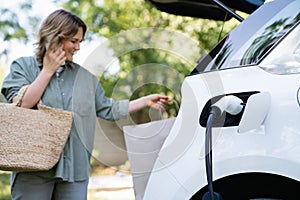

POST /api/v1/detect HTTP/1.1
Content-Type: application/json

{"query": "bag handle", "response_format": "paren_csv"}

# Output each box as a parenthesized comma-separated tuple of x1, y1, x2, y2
(15, 85, 45, 108)
(15, 85, 30, 107)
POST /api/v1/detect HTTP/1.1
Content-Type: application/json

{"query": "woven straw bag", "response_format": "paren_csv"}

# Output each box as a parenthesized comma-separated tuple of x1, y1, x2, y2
(0, 85, 73, 171)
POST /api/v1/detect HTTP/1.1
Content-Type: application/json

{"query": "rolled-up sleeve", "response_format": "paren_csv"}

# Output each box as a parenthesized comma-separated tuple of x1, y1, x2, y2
(95, 83, 129, 121)
(1, 57, 35, 102)
(111, 99, 129, 120)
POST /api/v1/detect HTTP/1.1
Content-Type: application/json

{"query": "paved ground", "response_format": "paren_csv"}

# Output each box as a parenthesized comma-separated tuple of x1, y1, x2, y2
(88, 174, 135, 200)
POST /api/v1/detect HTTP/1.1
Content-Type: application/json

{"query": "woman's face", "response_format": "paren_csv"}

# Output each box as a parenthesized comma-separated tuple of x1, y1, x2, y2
(62, 27, 83, 62)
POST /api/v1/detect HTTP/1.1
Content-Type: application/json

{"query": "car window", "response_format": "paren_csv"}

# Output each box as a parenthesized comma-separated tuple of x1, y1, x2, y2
(259, 22, 300, 74)
(238, 9, 300, 67)
(193, 0, 300, 74)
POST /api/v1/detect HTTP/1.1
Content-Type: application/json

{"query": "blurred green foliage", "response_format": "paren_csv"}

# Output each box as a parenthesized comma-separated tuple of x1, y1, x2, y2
(0, 1, 241, 197)
(0, 0, 240, 122)
(0, 0, 40, 58)
(0, 171, 11, 200)
(61, 0, 239, 122)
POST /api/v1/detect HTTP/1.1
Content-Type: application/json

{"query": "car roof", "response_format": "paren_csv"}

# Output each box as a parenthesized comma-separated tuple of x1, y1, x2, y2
(146, 0, 265, 21)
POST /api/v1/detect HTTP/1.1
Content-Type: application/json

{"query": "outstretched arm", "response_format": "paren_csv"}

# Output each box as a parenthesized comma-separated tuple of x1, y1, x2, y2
(128, 94, 172, 114)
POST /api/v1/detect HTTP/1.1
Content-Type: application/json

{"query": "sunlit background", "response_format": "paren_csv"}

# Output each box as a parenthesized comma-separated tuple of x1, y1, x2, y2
(0, 0, 242, 199)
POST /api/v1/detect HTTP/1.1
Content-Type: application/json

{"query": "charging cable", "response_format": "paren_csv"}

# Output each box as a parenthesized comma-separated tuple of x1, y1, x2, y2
(202, 95, 243, 200)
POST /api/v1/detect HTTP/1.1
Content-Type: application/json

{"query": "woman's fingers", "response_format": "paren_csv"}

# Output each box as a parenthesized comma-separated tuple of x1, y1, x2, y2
(147, 94, 172, 110)
(44, 45, 66, 73)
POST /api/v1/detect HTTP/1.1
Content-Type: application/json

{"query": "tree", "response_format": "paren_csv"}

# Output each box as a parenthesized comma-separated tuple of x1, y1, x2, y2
(61, 0, 239, 122)
(0, 0, 239, 122)
(0, 0, 240, 170)
(0, 0, 40, 61)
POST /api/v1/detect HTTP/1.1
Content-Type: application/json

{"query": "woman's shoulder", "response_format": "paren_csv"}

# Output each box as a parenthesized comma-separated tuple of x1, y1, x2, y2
(14, 56, 40, 72)
(13, 56, 39, 66)
(14, 55, 36, 62)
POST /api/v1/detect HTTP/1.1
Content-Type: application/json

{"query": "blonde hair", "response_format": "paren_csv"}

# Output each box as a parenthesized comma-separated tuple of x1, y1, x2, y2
(35, 9, 87, 63)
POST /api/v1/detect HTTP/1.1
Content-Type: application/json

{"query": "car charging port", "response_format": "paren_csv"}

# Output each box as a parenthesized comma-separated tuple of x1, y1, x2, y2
(201, 94, 247, 200)
(199, 92, 259, 128)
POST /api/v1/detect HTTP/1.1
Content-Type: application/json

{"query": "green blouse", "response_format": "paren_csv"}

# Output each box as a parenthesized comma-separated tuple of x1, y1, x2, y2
(1, 56, 129, 182)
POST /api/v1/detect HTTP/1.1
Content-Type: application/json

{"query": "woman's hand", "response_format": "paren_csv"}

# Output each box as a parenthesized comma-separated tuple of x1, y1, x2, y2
(128, 94, 172, 114)
(13, 44, 66, 108)
(42, 44, 66, 75)
(144, 94, 172, 110)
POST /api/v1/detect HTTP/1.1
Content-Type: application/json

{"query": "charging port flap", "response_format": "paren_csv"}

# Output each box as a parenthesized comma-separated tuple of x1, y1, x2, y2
(238, 92, 271, 133)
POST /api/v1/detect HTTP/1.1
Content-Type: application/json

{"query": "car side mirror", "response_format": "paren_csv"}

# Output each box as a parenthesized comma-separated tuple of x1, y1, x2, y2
(238, 92, 271, 133)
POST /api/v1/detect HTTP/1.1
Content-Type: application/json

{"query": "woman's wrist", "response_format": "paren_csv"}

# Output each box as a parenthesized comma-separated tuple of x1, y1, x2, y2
(42, 66, 56, 75)
(128, 96, 148, 114)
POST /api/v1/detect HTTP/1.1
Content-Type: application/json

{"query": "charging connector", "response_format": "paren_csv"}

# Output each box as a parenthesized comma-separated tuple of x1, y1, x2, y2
(211, 95, 244, 116)
(202, 95, 243, 200)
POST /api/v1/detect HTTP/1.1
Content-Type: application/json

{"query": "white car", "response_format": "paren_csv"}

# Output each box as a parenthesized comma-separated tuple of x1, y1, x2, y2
(124, 0, 300, 199)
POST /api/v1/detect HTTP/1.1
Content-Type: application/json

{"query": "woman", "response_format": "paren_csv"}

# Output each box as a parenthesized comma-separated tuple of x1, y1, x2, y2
(1, 9, 171, 200)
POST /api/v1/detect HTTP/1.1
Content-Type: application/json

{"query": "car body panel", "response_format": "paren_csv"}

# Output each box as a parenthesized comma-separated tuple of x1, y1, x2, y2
(143, 65, 300, 199)
(125, 0, 300, 199)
